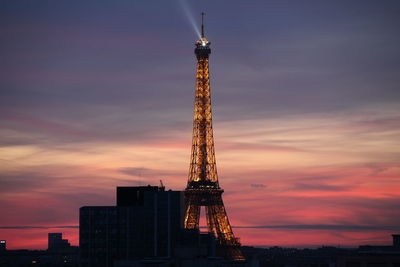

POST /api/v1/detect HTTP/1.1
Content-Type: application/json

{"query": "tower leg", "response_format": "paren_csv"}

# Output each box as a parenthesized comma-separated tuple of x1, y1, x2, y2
(184, 196, 201, 229)
(206, 199, 245, 260)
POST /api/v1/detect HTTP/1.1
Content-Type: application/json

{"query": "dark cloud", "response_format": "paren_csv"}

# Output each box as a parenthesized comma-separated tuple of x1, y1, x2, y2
(298, 176, 336, 182)
(0, 169, 113, 194)
(0, 226, 78, 229)
(0, 172, 52, 193)
(119, 167, 153, 177)
(355, 116, 400, 131)
(292, 183, 350, 192)
(250, 184, 266, 188)
(119, 167, 185, 178)
(221, 142, 307, 152)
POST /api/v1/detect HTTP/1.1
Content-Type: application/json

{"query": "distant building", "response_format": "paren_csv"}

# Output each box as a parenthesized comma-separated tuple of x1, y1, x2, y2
(79, 185, 184, 267)
(0, 234, 78, 267)
(337, 254, 400, 267)
(0, 240, 6, 252)
(336, 234, 400, 267)
(0, 248, 79, 267)
(48, 233, 71, 251)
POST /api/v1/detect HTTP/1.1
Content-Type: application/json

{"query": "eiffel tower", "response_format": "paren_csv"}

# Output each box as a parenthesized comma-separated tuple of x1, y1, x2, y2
(183, 13, 245, 261)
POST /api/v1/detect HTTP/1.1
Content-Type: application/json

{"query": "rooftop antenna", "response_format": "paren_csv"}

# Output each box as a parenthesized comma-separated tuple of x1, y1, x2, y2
(201, 12, 205, 38)
(159, 179, 165, 189)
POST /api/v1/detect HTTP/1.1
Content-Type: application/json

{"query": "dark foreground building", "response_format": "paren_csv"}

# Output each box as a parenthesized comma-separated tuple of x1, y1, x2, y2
(79, 186, 184, 267)
(79, 185, 252, 267)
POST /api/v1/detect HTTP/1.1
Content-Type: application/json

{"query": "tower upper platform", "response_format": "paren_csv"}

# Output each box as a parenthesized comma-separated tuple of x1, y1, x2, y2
(195, 38, 211, 59)
(195, 13, 211, 59)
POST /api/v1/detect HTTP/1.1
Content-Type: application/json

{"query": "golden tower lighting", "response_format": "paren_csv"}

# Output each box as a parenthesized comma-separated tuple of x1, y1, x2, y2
(183, 13, 245, 261)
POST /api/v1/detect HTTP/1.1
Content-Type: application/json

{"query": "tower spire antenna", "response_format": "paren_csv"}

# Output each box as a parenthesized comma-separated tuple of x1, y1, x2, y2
(201, 12, 205, 38)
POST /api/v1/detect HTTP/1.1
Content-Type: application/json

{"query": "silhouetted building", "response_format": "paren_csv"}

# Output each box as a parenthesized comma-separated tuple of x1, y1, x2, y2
(0, 248, 79, 267)
(0, 240, 6, 252)
(112, 229, 255, 267)
(79, 185, 184, 267)
(48, 233, 71, 251)
(113, 229, 231, 267)
(174, 229, 216, 259)
(337, 254, 400, 267)
(393, 234, 400, 248)
(335, 234, 400, 267)
(116, 186, 161, 206)
(0, 234, 78, 267)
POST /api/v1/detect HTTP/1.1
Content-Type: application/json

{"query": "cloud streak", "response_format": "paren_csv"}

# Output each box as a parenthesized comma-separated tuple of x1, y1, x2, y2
(4, 224, 397, 231)
(0, 226, 78, 229)
(232, 225, 400, 231)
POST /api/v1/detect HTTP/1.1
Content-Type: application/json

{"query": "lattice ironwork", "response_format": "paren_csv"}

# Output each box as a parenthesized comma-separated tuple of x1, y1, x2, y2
(183, 13, 245, 261)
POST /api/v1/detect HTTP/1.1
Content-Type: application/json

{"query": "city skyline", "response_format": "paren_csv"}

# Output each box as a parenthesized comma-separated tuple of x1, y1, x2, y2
(1, 0, 400, 249)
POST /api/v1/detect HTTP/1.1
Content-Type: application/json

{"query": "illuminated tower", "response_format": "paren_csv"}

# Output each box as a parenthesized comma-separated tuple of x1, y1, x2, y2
(184, 13, 244, 261)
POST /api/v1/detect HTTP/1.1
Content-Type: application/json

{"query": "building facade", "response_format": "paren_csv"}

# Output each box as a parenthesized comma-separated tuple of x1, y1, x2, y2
(79, 186, 184, 267)
(48, 233, 71, 251)
(0, 240, 5, 253)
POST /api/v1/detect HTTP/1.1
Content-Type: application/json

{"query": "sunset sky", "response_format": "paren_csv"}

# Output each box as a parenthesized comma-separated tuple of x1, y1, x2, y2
(1, 0, 400, 249)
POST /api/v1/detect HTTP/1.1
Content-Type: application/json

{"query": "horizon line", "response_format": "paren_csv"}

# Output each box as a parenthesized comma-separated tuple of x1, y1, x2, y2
(1, 224, 399, 231)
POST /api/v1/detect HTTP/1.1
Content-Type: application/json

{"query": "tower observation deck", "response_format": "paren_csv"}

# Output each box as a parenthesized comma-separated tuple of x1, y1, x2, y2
(183, 13, 245, 261)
